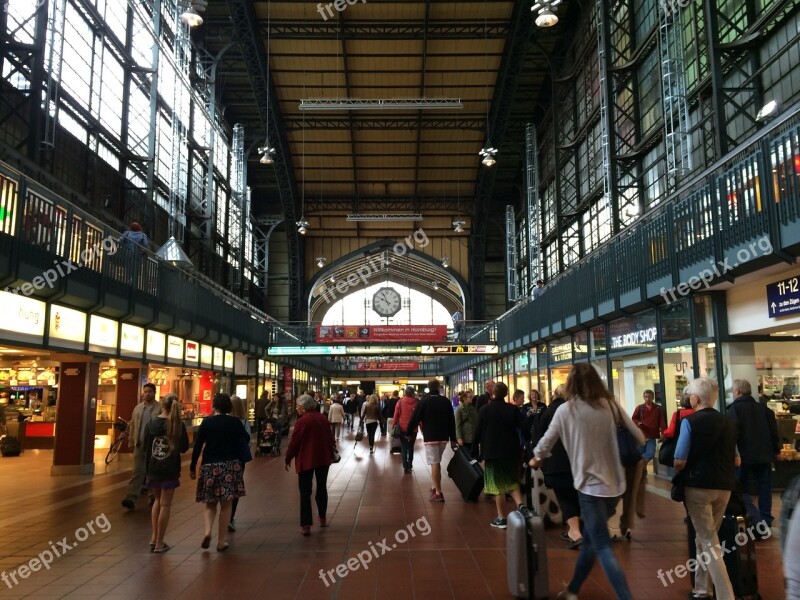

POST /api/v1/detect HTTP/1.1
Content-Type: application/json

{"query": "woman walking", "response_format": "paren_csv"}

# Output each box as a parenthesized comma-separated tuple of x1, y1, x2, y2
(361, 394, 383, 454)
(144, 393, 189, 553)
(393, 386, 420, 473)
(532, 384, 582, 548)
(228, 395, 251, 532)
(285, 394, 336, 536)
(327, 398, 345, 441)
(530, 363, 644, 600)
(189, 393, 249, 552)
(472, 382, 527, 528)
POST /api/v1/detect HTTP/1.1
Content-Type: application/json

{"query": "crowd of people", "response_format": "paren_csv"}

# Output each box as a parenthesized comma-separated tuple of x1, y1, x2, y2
(117, 369, 795, 600)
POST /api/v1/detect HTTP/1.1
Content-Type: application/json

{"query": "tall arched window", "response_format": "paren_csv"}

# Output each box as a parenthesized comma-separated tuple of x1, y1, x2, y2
(320, 282, 452, 326)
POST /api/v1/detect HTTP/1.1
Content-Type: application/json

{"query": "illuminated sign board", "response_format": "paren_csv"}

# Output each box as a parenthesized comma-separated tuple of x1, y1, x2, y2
(200, 345, 213, 367)
(120, 324, 145, 355)
(420, 345, 499, 354)
(185, 340, 199, 364)
(0, 292, 46, 342)
(213, 347, 224, 369)
(167, 335, 184, 362)
(268, 346, 347, 356)
(224, 351, 234, 370)
(89, 315, 118, 351)
(49, 304, 86, 348)
(146, 330, 166, 359)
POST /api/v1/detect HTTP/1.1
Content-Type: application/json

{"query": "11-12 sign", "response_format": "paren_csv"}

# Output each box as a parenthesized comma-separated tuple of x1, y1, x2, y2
(767, 276, 800, 318)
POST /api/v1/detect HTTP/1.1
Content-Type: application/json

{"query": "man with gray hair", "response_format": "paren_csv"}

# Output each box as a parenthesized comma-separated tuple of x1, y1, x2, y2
(674, 377, 738, 600)
(727, 378, 780, 535)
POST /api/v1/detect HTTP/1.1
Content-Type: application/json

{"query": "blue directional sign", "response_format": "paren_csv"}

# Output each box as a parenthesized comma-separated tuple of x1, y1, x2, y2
(767, 276, 800, 318)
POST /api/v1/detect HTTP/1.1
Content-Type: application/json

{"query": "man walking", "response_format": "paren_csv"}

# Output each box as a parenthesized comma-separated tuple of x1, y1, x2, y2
(727, 378, 780, 533)
(632, 389, 666, 470)
(121, 382, 160, 510)
(383, 391, 399, 435)
(407, 379, 457, 502)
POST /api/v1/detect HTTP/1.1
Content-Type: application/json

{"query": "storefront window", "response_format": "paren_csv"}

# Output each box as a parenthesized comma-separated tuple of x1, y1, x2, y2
(574, 331, 589, 361)
(661, 344, 692, 423)
(612, 353, 661, 414)
(661, 300, 691, 343)
(591, 325, 606, 357)
(537, 345, 550, 402)
(694, 295, 714, 338)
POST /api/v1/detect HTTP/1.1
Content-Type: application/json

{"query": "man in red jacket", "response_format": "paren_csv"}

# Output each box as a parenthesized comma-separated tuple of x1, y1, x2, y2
(632, 389, 666, 471)
(285, 394, 336, 536)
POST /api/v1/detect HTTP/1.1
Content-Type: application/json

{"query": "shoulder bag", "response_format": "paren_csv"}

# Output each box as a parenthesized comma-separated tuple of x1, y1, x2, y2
(658, 411, 682, 467)
(670, 471, 685, 502)
(610, 400, 641, 468)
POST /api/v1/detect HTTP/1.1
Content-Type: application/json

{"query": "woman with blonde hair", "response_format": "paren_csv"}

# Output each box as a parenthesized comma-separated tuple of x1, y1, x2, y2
(144, 393, 189, 553)
(530, 363, 643, 599)
(361, 394, 384, 454)
(228, 395, 251, 532)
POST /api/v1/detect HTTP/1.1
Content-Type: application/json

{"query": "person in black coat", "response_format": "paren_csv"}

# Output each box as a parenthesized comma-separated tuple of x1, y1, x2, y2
(727, 378, 781, 531)
(472, 382, 527, 529)
(532, 384, 582, 548)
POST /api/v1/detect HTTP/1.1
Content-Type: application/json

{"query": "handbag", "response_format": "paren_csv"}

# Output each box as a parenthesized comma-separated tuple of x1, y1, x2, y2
(610, 401, 641, 467)
(670, 472, 685, 502)
(391, 423, 402, 438)
(332, 449, 342, 463)
(658, 410, 684, 467)
(355, 423, 364, 442)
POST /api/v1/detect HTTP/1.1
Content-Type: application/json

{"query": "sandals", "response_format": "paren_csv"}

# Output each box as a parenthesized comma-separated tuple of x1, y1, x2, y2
(153, 544, 171, 554)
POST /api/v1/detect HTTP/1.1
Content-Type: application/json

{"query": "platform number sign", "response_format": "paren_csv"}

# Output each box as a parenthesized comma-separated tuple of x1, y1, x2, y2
(767, 276, 800, 318)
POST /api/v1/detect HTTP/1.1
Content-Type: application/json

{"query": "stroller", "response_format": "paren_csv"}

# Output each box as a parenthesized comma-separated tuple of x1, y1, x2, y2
(256, 419, 281, 457)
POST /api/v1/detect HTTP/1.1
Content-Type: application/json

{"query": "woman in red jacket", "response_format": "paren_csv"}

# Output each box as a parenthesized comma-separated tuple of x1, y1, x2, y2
(393, 386, 420, 473)
(285, 394, 336, 536)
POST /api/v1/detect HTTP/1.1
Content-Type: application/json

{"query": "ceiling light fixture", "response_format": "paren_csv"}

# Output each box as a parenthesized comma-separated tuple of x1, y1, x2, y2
(316, 257, 327, 268)
(531, 1, 561, 28)
(453, 220, 465, 233)
(441, 257, 450, 268)
(297, 218, 309, 235)
(756, 100, 780, 122)
(259, 145, 275, 164)
(180, 6, 203, 27)
(432, 281, 439, 290)
(480, 147, 497, 167)
(299, 98, 463, 111)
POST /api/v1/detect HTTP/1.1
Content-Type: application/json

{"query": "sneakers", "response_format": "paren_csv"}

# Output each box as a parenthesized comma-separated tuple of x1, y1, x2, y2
(301, 526, 311, 536)
(431, 492, 445, 502)
(557, 590, 578, 600)
(490, 517, 507, 529)
(318, 517, 328, 528)
(121, 498, 135, 510)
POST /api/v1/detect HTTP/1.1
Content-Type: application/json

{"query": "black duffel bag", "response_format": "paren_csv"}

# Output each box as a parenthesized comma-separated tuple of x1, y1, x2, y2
(1, 436, 22, 457)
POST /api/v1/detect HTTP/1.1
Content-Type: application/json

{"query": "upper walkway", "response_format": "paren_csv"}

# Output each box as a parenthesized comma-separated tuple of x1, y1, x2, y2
(0, 433, 786, 600)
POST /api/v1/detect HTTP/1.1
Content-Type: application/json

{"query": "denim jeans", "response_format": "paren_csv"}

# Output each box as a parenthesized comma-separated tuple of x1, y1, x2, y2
(568, 493, 633, 600)
(638, 438, 656, 462)
(401, 432, 417, 470)
(297, 465, 329, 527)
(737, 463, 773, 528)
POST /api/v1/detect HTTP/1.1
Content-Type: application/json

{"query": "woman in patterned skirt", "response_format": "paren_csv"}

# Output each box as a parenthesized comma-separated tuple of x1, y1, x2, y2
(189, 393, 249, 552)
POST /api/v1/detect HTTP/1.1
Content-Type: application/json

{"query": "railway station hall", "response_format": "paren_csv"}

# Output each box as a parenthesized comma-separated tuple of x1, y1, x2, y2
(1, 0, 800, 598)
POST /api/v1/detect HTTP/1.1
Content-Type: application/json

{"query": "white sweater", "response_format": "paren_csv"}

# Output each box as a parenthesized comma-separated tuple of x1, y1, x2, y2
(533, 397, 645, 498)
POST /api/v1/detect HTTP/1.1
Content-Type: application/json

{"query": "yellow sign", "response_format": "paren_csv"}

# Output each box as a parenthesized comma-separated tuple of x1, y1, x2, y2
(167, 335, 183, 362)
(49, 304, 86, 346)
(0, 292, 46, 341)
(224, 350, 234, 370)
(89, 315, 118, 350)
(146, 330, 166, 358)
(120, 324, 145, 355)
(200, 345, 213, 367)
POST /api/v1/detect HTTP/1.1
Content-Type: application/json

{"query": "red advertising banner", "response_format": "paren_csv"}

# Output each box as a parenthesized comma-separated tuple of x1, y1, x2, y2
(354, 361, 420, 371)
(316, 325, 447, 343)
(282, 366, 293, 394)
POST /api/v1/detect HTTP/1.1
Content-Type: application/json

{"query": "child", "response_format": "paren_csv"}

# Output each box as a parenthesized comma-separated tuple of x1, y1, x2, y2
(144, 393, 189, 553)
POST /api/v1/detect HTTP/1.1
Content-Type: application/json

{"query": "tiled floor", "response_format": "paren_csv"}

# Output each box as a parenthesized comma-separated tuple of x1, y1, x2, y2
(0, 434, 786, 599)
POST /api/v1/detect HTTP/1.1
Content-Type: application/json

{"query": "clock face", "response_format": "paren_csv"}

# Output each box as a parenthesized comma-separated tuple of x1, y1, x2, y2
(372, 287, 402, 317)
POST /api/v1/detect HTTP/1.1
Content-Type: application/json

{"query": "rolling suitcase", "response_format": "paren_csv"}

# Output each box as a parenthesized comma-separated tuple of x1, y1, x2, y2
(390, 432, 402, 454)
(687, 511, 760, 599)
(507, 504, 549, 600)
(446, 446, 483, 501)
